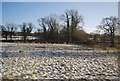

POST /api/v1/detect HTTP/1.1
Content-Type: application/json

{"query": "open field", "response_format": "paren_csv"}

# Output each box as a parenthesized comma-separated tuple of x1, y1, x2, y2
(0, 43, 120, 80)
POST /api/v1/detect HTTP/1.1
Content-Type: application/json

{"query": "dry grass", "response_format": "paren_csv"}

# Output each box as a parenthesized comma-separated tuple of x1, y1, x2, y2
(14, 41, 120, 51)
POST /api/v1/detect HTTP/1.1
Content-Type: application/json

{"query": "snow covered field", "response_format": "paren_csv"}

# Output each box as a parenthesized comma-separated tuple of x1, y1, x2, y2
(0, 43, 119, 80)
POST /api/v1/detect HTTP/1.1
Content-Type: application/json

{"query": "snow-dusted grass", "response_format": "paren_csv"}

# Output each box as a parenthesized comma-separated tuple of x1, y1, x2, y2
(1, 43, 119, 80)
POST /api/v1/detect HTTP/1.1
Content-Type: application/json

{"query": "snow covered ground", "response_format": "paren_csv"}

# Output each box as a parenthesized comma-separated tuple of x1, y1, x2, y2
(0, 43, 119, 80)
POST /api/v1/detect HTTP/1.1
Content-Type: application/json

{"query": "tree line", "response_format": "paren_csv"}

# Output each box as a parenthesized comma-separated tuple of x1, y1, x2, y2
(1, 9, 120, 47)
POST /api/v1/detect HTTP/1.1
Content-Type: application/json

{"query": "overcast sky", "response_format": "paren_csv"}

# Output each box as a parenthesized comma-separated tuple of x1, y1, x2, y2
(2, 2, 118, 33)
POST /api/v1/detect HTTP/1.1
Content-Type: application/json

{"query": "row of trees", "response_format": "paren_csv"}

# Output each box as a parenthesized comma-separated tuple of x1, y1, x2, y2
(36, 10, 85, 43)
(1, 23, 17, 41)
(1, 9, 120, 47)
(1, 23, 34, 42)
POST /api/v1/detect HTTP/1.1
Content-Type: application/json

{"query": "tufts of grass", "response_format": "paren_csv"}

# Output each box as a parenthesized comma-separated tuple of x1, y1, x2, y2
(106, 47, 120, 52)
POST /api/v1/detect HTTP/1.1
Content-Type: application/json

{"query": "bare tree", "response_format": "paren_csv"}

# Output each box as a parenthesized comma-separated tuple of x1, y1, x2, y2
(27, 23, 33, 35)
(38, 17, 47, 40)
(61, 11, 71, 42)
(70, 9, 84, 41)
(98, 16, 119, 47)
(46, 15, 60, 41)
(38, 14, 60, 41)
(1, 25, 8, 40)
(62, 9, 84, 42)
(47, 15, 59, 33)
(20, 22, 33, 42)
(4, 23, 17, 40)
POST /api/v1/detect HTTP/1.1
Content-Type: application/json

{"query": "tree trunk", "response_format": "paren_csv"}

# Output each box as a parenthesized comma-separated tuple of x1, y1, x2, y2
(10, 34, 12, 40)
(111, 34, 115, 47)
(24, 35, 27, 42)
(5, 35, 7, 41)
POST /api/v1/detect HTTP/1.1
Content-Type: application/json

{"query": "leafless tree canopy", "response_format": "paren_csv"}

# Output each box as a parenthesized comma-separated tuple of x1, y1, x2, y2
(20, 22, 33, 42)
(98, 16, 119, 47)
(2, 23, 17, 40)
(61, 9, 84, 42)
(1, 9, 120, 48)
